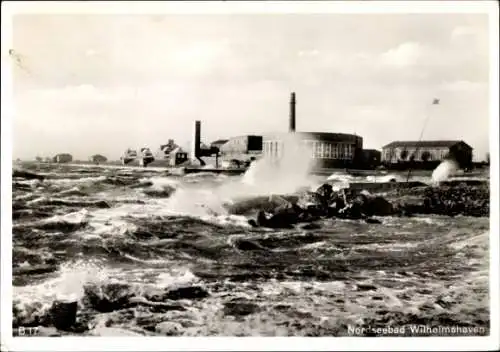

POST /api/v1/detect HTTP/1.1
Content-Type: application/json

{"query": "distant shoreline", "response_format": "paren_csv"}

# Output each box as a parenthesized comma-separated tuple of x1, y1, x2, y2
(13, 159, 489, 179)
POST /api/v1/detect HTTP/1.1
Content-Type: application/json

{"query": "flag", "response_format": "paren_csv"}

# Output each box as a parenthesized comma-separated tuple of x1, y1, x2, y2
(432, 98, 440, 105)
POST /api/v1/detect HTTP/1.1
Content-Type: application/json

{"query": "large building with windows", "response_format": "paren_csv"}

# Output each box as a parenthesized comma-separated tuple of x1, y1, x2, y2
(381, 140, 473, 169)
(263, 132, 363, 169)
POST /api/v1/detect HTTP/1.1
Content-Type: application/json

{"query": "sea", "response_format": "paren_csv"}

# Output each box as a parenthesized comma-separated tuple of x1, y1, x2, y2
(11, 160, 490, 336)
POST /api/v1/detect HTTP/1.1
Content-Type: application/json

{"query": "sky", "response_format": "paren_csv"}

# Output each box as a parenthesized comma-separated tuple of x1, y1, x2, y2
(10, 12, 491, 161)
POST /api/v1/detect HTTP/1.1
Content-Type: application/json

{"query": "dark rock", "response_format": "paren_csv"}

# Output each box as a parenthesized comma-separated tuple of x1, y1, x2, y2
(365, 218, 382, 224)
(256, 211, 269, 227)
(262, 202, 304, 229)
(49, 300, 78, 331)
(337, 203, 365, 220)
(226, 196, 290, 216)
(255, 202, 302, 229)
(83, 283, 135, 312)
(315, 183, 334, 206)
(364, 196, 395, 216)
(392, 184, 489, 217)
(297, 211, 321, 223)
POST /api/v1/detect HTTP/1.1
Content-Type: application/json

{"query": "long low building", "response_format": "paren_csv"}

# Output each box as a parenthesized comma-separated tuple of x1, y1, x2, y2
(381, 140, 473, 169)
(219, 135, 263, 160)
(263, 131, 363, 169)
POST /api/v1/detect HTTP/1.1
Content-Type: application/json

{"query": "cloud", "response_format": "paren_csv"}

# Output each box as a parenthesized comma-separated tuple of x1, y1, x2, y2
(440, 80, 485, 92)
(380, 42, 424, 68)
(11, 14, 491, 161)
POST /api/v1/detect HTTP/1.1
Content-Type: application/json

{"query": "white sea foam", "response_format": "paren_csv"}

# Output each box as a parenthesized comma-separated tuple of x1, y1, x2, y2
(39, 209, 89, 226)
(242, 134, 315, 195)
(50, 176, 106, 184)
(366, 174, 402, 183)
(13, 260, 107, 307)
(432, 159, 459, 184)
(142, 176, 180, 190)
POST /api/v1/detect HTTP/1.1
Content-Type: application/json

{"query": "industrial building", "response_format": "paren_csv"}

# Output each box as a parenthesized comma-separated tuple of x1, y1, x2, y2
(262, 92, 364, 169)
(381, 140, 473, 169)
(360, 149, 382, 169)
(157, 140, 179, 159)
(219, 135, 263, 159)
(167, 147, 189, 166)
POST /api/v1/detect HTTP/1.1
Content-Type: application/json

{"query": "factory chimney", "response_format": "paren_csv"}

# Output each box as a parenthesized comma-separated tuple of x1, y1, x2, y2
(191, 120, 201, 161)
(190, 120, 206, 166)
(289, 92, 296, 132)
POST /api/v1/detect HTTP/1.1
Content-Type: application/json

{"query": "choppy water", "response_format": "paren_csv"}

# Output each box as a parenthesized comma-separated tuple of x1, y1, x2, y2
(12, 163, 490, 336)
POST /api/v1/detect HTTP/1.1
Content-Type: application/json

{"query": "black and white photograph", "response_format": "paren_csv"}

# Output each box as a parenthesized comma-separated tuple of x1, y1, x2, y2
(1, 1, 499, 351)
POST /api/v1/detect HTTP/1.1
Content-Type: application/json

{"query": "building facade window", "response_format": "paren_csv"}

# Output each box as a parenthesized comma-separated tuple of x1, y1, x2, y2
(325, 143, 332, 159)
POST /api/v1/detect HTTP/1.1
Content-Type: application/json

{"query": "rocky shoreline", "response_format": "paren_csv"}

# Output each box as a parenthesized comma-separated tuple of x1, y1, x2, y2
(240, 182, 490, 229)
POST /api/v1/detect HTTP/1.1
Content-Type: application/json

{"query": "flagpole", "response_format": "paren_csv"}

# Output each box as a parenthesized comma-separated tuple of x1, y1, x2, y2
(406, 98, 439, 182)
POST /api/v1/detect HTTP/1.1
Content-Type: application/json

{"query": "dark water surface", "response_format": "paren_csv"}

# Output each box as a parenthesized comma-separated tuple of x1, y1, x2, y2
(12, 163, 490, 336)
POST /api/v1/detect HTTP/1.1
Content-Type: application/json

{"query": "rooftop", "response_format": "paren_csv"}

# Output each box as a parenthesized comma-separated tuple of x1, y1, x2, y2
(263, 131, 362, 142)
(211, 139, 229, 145)
(382, 140, 471, 149)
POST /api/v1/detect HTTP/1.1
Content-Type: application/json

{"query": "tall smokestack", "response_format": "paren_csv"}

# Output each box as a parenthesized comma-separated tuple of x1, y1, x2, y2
(289, 92, 296, 132)
(191, 120, 201, 161)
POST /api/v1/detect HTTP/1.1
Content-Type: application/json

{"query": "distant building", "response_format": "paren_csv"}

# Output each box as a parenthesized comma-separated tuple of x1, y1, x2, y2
(360, 149, 381, 169)
(157, 140, 179, 159)
(381, 140, 473, 169)
(90, 154, 107, 164)
(169, 147, 188, 166)
(219, 135, 263, 160)
(263, 132, 363, 169)
(139, 147, 155, 166)
(52, 153, 73, 163)
(121, 148, 138, 165)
